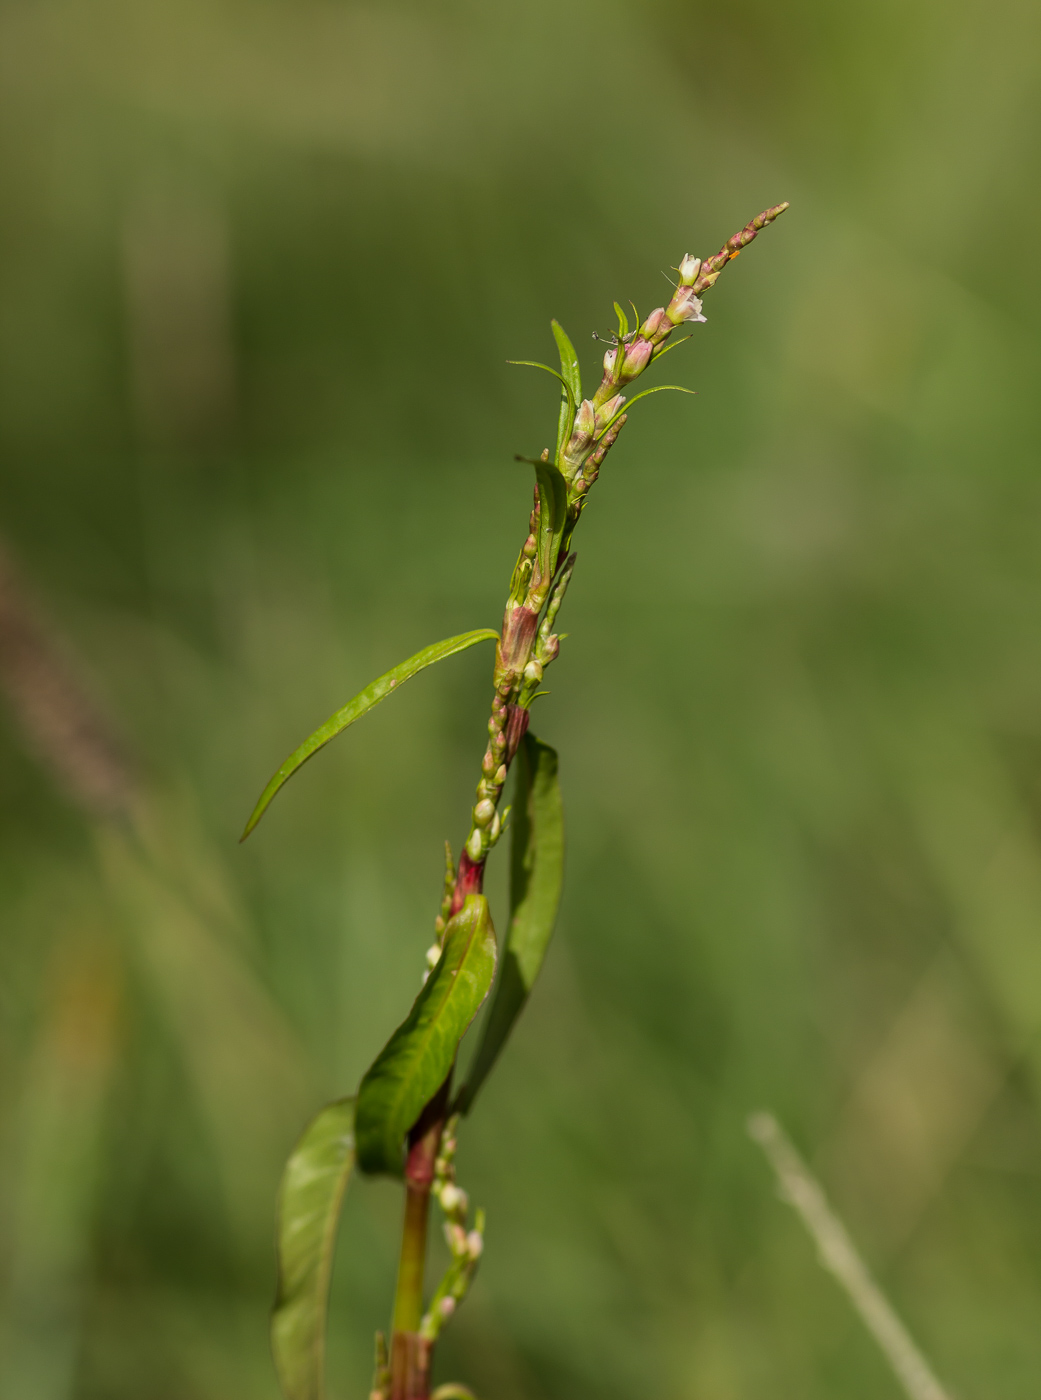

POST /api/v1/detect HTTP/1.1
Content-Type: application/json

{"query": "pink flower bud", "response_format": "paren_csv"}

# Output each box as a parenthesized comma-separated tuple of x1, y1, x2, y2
(466, 1230, 484, 1260)
(439, 1297, 456, 1319)
(596, 394, 625, 430)
(620, 337, 652, 379)
(572, 398, 595, 443)
(603, 347, 617, 377)
(562, 399, 597, 474)
(678, 253, 702, 285)
(640, 307, 668, 338)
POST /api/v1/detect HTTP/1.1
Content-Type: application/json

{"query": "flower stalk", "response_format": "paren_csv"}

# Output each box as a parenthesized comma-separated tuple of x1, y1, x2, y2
(448, 201, 789, 920)
(260, 200, 787, 1400)
(389, 199, 788, 1397)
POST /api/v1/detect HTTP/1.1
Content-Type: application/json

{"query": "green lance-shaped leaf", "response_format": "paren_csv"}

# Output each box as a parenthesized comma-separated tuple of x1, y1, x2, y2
(242, 629, 499, 840)
(456, 734, 563, 1114)
(356, 895, 497, 1176)
(533, 457, 567, 592)
(551, 319, 582, 462)
(506, 359, 575, 409)
(271, 1097, 356, 1400)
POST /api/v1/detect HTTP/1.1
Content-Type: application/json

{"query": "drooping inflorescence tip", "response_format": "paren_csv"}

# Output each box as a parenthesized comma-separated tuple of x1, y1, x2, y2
(691, 201, 790, 296)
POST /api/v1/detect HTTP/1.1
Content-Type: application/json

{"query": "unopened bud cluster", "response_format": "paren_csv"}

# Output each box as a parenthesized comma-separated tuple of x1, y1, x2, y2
(446, 202, 788, 920)
(462, 687, 513, 865)
(431, 840, 457, 949)
(419, 1118, 485, 1343)
(553, 255, 713, 560)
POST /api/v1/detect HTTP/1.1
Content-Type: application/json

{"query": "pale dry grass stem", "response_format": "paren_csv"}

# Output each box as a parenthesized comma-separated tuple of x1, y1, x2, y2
(748, 1112, 953, 1400)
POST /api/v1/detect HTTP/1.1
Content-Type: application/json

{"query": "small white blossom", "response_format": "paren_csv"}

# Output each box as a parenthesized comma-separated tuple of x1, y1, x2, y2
(678, 253, 702, 284)
(675, 291, 706, 324)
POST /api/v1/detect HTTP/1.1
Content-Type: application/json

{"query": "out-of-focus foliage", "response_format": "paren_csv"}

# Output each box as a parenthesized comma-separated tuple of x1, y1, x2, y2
(0, 1, 1039, 1397)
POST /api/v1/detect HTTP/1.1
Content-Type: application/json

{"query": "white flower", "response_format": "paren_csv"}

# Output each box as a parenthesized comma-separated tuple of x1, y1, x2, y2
(675, 290, 706, 324)
(678, 253, 702, 285)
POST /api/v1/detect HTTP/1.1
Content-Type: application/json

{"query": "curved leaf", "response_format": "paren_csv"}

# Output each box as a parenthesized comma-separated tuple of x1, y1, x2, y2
(507, 359, 577, 466)
(551, 320, 582, 408)
(551, 320, 582, 460)
(242, 629, 499, 840)
(272, 1098, 356, 1400)
(598, 383, 696, 438)
(506, 359, 575, 410)
(356, 895, 497, 1176)
(649, 332, 692, 363)
(457, 734, 563, 1113)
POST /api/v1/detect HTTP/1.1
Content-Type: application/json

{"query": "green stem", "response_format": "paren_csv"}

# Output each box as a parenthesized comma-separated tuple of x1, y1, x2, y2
(389, 1082, 450, 1400)
(393, 1184, 431, 1334)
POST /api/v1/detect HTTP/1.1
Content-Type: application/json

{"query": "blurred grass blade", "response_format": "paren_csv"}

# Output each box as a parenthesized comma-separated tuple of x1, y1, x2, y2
(748, 1113, 952, 1400)
(551, 320, 582, 460)
(100, 816, 312, 1245)
(0, 935, 120, 1400)
(272, 1097, 356, 1400)
(356, 895, 496, 1176)
(457, 734, 563, 1114)
(242, 629, 499, 839)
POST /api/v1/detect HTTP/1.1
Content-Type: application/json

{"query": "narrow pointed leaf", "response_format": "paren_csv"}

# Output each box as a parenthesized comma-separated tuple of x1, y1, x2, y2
(508, 359, 576, 463)
(599, 384, 696, 437)
(649, 333, 692, 363)
(272, 1097, 356, 1400)
(457, 734, 563, 1113)
(506, 359, 575, 410)
(551, 320, 582, 408)
(533, 458, 567, 588)
(242, 629, 499, 839)
(356, 895, 497, 1176)
(551, 320, 582, 461)
(613, 301, 629, 338)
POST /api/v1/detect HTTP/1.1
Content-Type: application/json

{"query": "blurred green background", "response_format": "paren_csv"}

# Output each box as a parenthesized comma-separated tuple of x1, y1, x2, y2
(1, 0, 1040, 1395)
